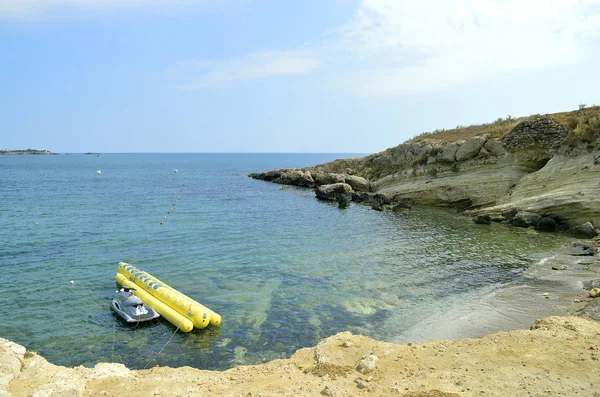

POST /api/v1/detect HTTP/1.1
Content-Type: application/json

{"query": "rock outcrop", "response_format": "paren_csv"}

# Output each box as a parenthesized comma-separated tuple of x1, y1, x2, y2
(249, 109, 600, 231)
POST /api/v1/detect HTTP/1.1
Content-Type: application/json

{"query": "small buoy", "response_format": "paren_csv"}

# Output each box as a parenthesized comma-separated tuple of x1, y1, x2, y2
(174, 169, 178, 173)
(164, 215, 167, 218)
(96, 170, 101, 174)
(35, 222, 39, 226)
(160, 222, 163, 225)
(70, 280, 74, 285)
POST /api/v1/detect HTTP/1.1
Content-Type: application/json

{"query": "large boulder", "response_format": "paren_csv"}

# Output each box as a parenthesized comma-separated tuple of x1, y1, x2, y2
(510, 211, 542, 228)
(344, 175, 370, 192)
(571, 222, 598, 239)
(314, 172, 346, 186)
(455, 136, 487, 161)
(315, 183, 353, 201)
(536, 216, 558, 232)
(273, 169, 314, 187)
(438, 143, 460, 163)
(483, 139, 506, 156)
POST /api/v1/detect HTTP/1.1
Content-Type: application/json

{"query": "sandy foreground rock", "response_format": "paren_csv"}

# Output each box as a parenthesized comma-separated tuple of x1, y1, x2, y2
(2, 316, 600, 397)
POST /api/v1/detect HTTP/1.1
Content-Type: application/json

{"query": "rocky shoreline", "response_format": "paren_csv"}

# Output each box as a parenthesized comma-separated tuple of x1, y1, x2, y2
(3, 315, 600, 396)
(249, 111, 600, 234)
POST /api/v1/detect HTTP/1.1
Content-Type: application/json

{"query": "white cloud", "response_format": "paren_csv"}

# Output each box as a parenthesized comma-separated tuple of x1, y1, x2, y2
(336, 0, 600, 96)
(174, 50, 321, 90)
(0, 0, 208, 17)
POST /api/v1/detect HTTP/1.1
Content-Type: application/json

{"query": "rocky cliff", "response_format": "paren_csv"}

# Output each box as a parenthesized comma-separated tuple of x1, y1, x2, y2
(250, 108, 600, 232)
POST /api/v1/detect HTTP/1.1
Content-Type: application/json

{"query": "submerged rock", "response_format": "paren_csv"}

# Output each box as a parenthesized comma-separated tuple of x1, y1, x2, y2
(571, 242, 598, 256)
(583, 280, 600, 290)
(392, 202, 412, 212)
(337, 192, 351, 208)
(473, 215, 492, 225)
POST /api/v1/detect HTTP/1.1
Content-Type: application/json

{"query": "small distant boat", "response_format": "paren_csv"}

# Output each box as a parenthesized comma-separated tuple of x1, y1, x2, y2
(174, 169, 178, 173)
(110, 287, 160, 323)
(96, 170, 101, 174)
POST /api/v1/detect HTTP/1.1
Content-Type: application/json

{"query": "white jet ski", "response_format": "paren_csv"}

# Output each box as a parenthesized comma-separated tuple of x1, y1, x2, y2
(110, 287, 160, 323)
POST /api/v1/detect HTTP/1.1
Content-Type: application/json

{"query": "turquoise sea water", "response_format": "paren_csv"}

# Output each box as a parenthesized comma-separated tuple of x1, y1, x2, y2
(0, 153, 573, 370)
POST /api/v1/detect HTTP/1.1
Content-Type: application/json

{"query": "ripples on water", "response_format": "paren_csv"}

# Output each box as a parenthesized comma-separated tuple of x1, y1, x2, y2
(0, 153, 572, 370)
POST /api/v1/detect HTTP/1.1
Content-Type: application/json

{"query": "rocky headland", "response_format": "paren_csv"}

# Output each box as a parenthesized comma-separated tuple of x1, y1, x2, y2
(249, 107, 600, 236)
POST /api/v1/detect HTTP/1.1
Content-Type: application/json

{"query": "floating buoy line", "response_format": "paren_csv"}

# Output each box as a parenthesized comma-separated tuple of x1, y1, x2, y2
(109, 168, 220, 368)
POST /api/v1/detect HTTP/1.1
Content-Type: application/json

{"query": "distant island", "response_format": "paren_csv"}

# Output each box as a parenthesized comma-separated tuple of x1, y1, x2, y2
(0, 149, 58, 155)
(85, 152, 100, 155)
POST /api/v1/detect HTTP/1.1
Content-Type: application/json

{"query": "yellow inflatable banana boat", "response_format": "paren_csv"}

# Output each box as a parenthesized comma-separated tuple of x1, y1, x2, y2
(115, 273, 194, 332)
(115, 262, 221, 330)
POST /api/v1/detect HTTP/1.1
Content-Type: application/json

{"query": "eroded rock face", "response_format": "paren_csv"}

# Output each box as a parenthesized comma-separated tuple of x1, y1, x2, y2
(503, 116, 569, 152)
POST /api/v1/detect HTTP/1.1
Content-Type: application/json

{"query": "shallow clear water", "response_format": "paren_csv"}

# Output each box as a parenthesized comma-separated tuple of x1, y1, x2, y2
(0, 153, 574, 370)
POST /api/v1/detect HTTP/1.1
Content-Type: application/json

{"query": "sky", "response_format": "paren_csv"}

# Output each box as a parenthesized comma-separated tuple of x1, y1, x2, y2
(1, 0, 599, 153)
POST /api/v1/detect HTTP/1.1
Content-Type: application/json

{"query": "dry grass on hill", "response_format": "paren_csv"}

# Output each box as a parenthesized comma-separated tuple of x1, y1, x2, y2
(408, 105, 600, 144)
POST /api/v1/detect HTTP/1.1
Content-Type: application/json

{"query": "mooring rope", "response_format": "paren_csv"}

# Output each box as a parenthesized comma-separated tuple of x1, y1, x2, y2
(142, 319, 183, 370)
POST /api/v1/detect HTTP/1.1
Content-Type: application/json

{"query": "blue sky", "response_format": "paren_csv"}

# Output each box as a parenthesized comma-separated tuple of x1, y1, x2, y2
(1, 0, 599, 153)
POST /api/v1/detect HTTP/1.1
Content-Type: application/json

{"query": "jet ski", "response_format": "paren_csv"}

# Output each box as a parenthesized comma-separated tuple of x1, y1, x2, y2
(110, 287, 160, 323)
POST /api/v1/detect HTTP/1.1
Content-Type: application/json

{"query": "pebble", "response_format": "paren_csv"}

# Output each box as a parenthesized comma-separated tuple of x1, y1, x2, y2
(552, 266, 568, 270)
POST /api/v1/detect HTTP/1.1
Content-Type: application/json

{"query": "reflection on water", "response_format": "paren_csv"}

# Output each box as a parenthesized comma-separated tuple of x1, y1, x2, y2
(0, 154, 581, 370)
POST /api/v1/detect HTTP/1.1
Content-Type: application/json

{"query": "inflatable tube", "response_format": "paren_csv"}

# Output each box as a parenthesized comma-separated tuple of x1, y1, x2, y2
(117, 262, 221, 328)
(115, 273, 194, 332)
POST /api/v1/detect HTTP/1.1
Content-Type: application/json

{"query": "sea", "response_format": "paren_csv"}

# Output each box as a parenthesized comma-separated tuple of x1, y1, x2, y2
(0, 153, 585, 370)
